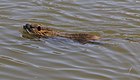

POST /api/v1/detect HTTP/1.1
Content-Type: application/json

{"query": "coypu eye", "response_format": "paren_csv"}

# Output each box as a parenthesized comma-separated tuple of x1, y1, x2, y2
(37, 26, 41, 31)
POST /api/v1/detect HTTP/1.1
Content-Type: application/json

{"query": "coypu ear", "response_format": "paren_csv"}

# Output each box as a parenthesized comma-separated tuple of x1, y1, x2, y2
(37, 26, 41, 31)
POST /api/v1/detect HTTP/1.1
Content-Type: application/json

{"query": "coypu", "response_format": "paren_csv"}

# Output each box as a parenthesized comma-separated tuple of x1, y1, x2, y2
(22, 23, 100, 43)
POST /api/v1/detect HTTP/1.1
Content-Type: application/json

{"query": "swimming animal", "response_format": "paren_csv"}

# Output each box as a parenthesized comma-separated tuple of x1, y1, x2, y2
(22, 23, 100, 43)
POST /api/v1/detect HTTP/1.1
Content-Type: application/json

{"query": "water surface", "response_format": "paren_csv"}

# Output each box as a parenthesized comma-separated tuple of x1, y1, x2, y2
(1, 0, 140, 80)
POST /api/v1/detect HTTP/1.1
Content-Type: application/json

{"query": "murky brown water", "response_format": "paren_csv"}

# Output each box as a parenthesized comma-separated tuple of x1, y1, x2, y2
(1, 0, 140, 80)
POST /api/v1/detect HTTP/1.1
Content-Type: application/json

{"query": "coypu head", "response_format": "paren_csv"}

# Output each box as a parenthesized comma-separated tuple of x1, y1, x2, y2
(23, 24, 43, 34)
(23, 24, 48, 38)
(22, 24, 42, 38)
(23, 23, 55, 38)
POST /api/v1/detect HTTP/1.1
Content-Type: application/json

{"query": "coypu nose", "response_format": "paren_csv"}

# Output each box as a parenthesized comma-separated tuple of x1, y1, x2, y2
(23, 24, 33, 32)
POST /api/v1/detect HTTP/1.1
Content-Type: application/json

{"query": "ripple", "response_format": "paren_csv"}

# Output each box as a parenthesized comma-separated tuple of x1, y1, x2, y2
(1, 0, 140, 80)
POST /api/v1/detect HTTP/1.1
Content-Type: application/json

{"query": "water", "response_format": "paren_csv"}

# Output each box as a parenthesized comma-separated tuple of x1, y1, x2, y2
(1, 0, 140, 80)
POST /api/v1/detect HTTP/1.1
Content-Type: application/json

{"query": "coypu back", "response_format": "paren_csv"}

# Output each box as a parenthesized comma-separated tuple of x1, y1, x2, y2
(59, 33, 100, 43)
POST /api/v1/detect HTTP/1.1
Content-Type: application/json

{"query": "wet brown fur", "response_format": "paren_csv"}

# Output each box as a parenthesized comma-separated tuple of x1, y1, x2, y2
(22, 23, 100, 43)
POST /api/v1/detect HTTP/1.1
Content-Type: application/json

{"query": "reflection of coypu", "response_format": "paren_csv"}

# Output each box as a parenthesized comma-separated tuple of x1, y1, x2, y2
(22, 23, 100, 43)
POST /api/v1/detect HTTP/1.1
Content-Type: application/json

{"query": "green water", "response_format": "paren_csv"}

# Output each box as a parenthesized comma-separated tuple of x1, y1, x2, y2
(0, 0, 140, 80)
